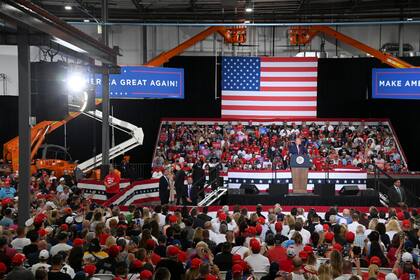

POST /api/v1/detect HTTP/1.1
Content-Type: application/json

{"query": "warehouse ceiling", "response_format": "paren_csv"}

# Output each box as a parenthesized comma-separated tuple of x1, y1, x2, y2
(32, 0, 420, 23)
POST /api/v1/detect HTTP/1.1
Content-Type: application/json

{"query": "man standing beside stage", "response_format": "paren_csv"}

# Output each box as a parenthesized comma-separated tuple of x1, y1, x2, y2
(159, 169, 170, 204)
(104, 166, 120, 199)
(184, 177, 198, 205)
(174, 165, 186, 205)
(388, 179, 407, 207)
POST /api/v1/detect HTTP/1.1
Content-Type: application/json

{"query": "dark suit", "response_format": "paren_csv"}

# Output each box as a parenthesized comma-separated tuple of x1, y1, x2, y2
(183, 183, 199, 205)
(174, 170, 186, 205)
(388, 185, 407, 206)
(288, 143, 308, 155)
(159, 176, 169, 204)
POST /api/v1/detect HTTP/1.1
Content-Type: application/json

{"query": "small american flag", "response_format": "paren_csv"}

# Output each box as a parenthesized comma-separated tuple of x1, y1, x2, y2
(222, 56, 318, 119)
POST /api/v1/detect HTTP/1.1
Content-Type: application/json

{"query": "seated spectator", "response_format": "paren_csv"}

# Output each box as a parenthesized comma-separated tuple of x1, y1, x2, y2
(244, 238, 269, 273)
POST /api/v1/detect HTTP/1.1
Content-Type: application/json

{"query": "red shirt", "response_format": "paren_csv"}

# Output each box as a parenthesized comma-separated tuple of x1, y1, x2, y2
(104, 173, 120, 194)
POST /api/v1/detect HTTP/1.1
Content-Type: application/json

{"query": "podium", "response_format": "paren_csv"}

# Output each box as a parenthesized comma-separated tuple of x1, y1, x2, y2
(290, 154, 312, 193)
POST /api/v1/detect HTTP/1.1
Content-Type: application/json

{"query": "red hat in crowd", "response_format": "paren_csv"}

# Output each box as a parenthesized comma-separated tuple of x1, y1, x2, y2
(84, 264, 97, 276)
(151, 253, 161, 265)
(11, 253, 26, 266)
(402, 219, 411, 228)
(218, 212, 227, 221)
(169, 215, 178, 223)
(247, 226, 257, 236)
(0, 262, 6, 274)
(333, 243, 343, 252)
(324, 232, 334, 243)
(73, 238, 84, 247)
(34, 213, 47, 226)
(146, 239, 156, 249)
(167, 245, 179, 257)
(38, 228, 48, 237)
(108, 245, 121, 257)
(257, 217, 265, 224)
(191, 258, 203, 269)
(132, 259, 143, 269)
(250, 238, 261, 252)
(255, 224, 263, 235)
(370, 256, 382, 266)
(299, 251, 308, 260)
(345, 231, 355, 243)
(1, 198, 13, 207)
(64, 208, 73, 215)
(323, 224, 329, 232)
(397, 212, 404, 220)
(275, 222, 282, 233)
(60, 224, 69, 232)
(139, 270, 153, 280)
(232, 264, 243, 274)
(303, 245, 313, 254)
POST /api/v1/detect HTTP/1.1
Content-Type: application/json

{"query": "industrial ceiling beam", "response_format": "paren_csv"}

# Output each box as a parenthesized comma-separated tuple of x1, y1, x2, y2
(0, 0, 117, 65)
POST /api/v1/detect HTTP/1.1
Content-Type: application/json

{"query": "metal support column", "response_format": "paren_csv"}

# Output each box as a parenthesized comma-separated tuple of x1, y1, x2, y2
(17, 26, 31, 227)
(398, 24, 404, 57)
(142, 26, 148, 64)
(100, 0, 110, 179)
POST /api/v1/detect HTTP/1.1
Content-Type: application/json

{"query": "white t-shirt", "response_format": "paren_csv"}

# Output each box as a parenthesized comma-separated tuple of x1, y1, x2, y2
(50, 243, 73, 256)
(31, 263, 50, 275)
(244, 253, 270, 273)
(211, 232, 226, 245)
(347, 221, 366, 234)
(288, 229, 311, 245)
(231, 246, 250, 259)
(11, 237, 31, 252)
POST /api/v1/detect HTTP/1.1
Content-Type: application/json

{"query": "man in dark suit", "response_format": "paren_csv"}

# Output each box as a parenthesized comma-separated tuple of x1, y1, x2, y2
(184, 177, 198, 205)
(388, 179, 407, 207)
(174, 165, 186, 205)
(192, 162, 205, 199)
(159, 169, 170, 205)
(288, 137, 307, 156)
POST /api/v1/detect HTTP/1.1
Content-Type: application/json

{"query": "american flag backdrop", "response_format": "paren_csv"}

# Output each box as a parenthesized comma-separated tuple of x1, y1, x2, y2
(221, 56, 318, 119)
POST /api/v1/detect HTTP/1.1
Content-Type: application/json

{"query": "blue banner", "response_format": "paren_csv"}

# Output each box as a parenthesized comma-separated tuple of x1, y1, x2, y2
(92, 66, 184, 99)
(372, 68, 420, 100)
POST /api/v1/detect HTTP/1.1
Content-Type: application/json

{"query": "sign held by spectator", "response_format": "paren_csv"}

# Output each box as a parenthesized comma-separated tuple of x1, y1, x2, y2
(372, 68, 420, 100)
(93, 66, 184, 99)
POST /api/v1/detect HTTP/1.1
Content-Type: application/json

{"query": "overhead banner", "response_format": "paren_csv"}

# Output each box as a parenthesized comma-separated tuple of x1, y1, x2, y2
(372, 68, 420, 100)
(93, 66, 184, 99)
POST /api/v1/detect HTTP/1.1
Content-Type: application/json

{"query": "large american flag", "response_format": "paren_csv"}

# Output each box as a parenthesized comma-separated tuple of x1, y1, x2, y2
(221, 56, 318, 119)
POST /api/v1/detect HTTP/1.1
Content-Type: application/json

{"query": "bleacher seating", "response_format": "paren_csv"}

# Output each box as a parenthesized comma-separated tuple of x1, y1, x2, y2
(153, 119, 408, 173)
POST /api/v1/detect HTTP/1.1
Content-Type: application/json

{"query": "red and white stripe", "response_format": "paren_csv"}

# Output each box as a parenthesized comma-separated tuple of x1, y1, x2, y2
(222, 57, 318, 119)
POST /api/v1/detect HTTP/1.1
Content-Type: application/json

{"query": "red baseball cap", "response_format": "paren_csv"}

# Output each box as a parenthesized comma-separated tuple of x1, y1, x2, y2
(38, 228, 48, 237)
(178, 250, 187, 263)
(402, 219, 411, 228)
(146, 239, 156, 249)
(232, 254, 242, 263)
(299, 251, 308, 260)
(167, 245, 179, 256)
(323, 224, 329, 231)
(11, 253, 26, 266)
(191, 258, 203, 269)
(139, 270, 153, 280)
(333, 243, 343, 252)
(206, 275, 217, 280)
(108, 245, 121, 257)
(397, 212, 404, 220)
(370, 256, 382, 266)
(275, 222, 282, 232)
(84, 264, 97, 276)
(257, 217, 265, 224)
(218, 212, 227, 221)
(345, 231, 355, 243)
(73, 238, 84, 247)
(324, 232, 334, 243)
(250, 238, 261, 252)
(247, 226, 256, 235)
(151, 253, 161, 265)
(169, 215, 178, 223)
(60, 224, 69, 232)
(303, 245, 313, 254)
(132, 259, 143, 269)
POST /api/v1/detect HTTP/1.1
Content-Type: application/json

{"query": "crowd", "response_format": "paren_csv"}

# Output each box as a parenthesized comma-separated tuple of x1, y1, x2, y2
(0, 165, 419, 280)
(152, 121, 407, 174)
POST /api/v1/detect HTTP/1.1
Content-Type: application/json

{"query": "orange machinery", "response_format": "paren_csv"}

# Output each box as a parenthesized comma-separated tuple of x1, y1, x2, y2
(288, 25, 414, 68)
(2, 26, 247, 177)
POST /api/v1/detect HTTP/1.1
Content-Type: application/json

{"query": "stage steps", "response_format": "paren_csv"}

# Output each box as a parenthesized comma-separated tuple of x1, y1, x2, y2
(198, 187, 228, 207)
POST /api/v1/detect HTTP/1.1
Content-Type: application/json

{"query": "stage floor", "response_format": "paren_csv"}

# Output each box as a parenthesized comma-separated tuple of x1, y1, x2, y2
(226, 192, 380, 206)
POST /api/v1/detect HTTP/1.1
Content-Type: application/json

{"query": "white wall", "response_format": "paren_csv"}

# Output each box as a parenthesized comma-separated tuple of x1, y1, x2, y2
(0, 46, 19, 96)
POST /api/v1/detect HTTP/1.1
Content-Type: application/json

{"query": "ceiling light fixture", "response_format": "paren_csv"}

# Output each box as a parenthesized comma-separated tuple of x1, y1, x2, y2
(83, 19, 90, 23)
(245, 7, 253, 13)
(64, 5, 72, 11)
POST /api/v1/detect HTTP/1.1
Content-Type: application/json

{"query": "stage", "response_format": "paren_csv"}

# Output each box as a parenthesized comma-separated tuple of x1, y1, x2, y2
(226, 190, 380, 206)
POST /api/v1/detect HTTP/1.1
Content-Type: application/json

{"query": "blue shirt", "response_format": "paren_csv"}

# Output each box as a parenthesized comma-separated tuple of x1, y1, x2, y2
(0, 187, 16, 199)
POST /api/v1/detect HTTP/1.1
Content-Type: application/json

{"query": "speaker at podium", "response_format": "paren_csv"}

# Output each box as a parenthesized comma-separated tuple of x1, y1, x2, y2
(289, 154, 312, 193)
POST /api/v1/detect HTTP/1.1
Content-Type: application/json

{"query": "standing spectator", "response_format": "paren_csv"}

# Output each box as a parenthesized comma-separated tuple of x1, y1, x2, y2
(103, 166, 120, 199)
(174, 165, 186, 205)
(388, 179, 407, 207)
(31, 250, 50, 275)
(214, 242, 233, 271)
(244, 238, 269, 273)
(155, 246, 185, 280)
(6, 253, 34, 280)
(11, 227, 31, 252)
(158, 169, 170, 205)
(48, 254, 72, 280)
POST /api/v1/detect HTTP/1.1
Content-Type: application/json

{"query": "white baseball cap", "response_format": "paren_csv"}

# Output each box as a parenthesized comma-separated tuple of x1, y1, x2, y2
(314, 224, 323, 233)
(65, 216, 74, 224)
(45, 201, 57, 209)
(402, 252, 413, 263)
(39, 249, 49, 260)
(385, 273, 398, 280)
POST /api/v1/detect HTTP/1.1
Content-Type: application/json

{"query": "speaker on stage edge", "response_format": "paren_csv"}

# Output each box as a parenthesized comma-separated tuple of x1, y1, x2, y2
(339, 185, 360, 195)
(268, 183, 289, 196)
(314, 183, 335, 197)
(239, 184, 259, 194)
